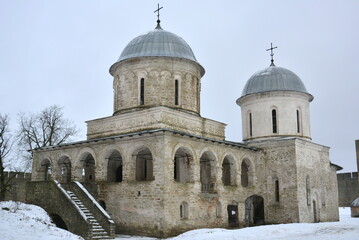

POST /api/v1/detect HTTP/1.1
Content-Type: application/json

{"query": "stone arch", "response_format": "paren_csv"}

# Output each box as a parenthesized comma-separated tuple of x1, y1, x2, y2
(240, 158, 254, 187)
(107, 150, 123, 182)
(78, 152, 96, 182)
(133, 146, 154, 181)
(199, 150, 217, 193)
(40, 158, 52, 181)
(245, 195, 265, 226)
(58, 156, 72, 183)
(49, 213, 68, 230)
(221, 154, 237, 186)
(173, 146, 195, 183)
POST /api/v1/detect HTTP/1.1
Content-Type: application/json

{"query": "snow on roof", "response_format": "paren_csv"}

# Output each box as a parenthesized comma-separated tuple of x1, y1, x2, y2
(351, 197, 359, 207)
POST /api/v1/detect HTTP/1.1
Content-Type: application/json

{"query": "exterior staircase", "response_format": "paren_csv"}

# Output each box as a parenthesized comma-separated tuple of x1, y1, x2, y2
(67, 190, 112, 240)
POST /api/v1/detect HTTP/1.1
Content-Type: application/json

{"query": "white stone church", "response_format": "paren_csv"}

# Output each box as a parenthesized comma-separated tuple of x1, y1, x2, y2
(31, 16, 340, 238)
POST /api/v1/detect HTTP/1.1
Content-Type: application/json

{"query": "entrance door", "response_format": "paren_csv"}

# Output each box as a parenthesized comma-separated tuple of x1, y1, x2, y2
(245, 195, 265, 226)
(227, 205, 239, 227)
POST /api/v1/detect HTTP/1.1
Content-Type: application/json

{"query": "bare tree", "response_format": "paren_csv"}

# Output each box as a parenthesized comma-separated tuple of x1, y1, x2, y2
(0, 114, 14, 201)
(17, 105, 78, 171)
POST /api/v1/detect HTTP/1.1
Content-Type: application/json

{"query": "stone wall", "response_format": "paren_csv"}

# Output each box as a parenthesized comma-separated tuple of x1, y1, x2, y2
(2, 171, 31, 202)
(337, 172, 359, 207)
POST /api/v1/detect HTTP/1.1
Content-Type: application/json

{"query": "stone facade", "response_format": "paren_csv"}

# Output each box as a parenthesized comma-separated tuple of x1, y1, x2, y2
(30, 19, 341, 238)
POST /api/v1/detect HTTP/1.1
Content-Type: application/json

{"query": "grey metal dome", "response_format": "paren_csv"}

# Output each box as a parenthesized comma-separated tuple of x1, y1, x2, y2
(242, 65, 311, 97)
(117, 24, 199, 64)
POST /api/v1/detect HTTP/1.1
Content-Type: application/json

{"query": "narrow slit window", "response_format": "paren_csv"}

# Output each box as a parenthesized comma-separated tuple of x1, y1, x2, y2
(175, 79, 179, 105)
(272, 109, 277, 133)
(249, 113, 252, 137)
(140, 78, 144, 105)
(296, 110, 300, 133)
(275, 180, 280, 202)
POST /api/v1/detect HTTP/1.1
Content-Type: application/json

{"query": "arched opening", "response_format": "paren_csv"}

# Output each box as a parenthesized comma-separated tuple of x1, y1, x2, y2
(200, 151, 216, 193)
(40, 159, 51, 181)
(175, 79, 179, 105)
(58, 157, 71, 183)
(245, 195, 265, 226)
(296, 110, 301, 133)
(241, 160, 249, 187)
(174, 147, 193, 183)
(272, 109, 277, 133)
(50, 213, 68, 230)
(135, 147, 154, 181)
(222, 155, 236, 186)
(140, 78, 145, 105)
(81, 153, 96, 182)
(107, 151, 123, 182)
(180, 201, 189, 219)
(249, 112, 253, 137)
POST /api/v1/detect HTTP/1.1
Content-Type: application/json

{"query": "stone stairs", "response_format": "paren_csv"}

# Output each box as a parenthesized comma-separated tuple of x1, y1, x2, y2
(67, 190, 112, 240)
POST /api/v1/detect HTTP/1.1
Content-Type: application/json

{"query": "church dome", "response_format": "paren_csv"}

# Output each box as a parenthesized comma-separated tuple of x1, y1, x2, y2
(116, 24, 200, 65)
(242, 65, 312, 99)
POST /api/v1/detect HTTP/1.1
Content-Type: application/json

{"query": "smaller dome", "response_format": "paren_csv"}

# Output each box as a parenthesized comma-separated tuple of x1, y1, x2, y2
(242, 66, 311, 98)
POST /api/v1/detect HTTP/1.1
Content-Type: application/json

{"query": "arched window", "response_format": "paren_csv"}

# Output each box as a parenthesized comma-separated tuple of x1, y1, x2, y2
(249, 113, 253, 137)
(222, 158, 231, 186)
(241, 161, 249, 187)
(306, 175, 311, 206)
(275, 180, 280, 202)
(82, 153, 96, 182)
(200, 151, 216, 193)
(180, 201, 189, 219)
(107, 151, 123, 182)
(174, 147, 193, 183)
(135, 148, 154, 181)
(296, 110, 301, 133)
(40, 159, 51, 181)
(272, 109, 277, 133)
(58, 156, 71, 183)
(140, 78, 145, 105)
(175, 79, 179, 105)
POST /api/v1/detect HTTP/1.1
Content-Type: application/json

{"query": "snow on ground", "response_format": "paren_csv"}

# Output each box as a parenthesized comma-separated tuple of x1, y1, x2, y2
(0, 201, 358, 240)
(116, 208, 359, 240)
(0, 201, 83, 240)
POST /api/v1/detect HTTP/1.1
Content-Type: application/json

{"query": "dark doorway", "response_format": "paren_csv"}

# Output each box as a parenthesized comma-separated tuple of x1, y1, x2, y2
(245, 195, 265, 226)
(50, 214, 68, 230)
(227, 205, 239, 227)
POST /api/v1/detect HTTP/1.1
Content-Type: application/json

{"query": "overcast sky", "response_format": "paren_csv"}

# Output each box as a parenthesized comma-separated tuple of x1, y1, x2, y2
(1, 0, 358, 172)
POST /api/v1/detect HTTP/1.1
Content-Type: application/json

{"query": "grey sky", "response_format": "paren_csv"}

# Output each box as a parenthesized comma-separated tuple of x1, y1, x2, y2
(1, 0, 358, 172)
